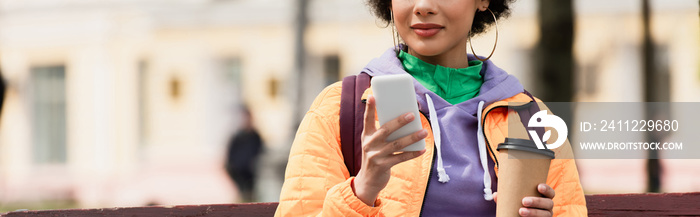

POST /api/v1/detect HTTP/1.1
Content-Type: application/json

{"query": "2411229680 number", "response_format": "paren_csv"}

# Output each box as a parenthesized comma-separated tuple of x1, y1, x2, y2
(580, 120, 679, 132)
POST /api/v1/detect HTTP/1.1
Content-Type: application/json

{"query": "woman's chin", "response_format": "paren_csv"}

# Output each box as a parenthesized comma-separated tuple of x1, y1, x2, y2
(404, 39, 449, 56)
(405, 45, 445, 57)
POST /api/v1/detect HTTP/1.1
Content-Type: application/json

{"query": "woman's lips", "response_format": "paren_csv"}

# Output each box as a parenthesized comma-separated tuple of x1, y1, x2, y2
(413, 28, 441, 37)
(411, 23, 443, 37)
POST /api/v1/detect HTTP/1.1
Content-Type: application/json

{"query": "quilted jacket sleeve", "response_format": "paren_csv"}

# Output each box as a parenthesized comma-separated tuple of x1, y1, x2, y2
(548, 155, 588, 216)
(275, 82, 384, 217)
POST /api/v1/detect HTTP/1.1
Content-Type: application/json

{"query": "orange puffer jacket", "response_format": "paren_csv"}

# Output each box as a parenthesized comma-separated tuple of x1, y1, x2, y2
(275, 82, 587, 216)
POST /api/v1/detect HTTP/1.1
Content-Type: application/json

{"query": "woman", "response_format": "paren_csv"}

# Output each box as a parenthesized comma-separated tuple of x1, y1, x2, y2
(275, 0, 587, 216)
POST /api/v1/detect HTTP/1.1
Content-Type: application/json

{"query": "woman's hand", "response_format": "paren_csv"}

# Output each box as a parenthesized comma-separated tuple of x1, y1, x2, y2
(493, 183, 556, 217)
(352, 95, 427, 206)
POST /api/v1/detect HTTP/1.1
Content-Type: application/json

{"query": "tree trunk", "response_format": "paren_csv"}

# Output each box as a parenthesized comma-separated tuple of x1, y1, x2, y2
(536, 0, 575, 134)
(642, 0, 667, 193)
(292, 0, 309, 129)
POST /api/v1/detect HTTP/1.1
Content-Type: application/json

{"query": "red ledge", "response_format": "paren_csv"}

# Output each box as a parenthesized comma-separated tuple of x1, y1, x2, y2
(1, 202, 279, 217)
(3, 193, 700, 216)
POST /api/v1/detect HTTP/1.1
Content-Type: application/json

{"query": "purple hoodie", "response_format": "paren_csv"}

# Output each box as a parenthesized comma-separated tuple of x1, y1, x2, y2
(362, 47, 524, 216)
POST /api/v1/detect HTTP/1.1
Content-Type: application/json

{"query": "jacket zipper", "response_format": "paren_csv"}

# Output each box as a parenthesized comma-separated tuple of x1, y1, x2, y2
(418, 111, 436, 217)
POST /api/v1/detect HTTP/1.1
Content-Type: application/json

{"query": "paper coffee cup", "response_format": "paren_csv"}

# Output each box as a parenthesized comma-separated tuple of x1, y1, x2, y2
(496, 138, 555, 217)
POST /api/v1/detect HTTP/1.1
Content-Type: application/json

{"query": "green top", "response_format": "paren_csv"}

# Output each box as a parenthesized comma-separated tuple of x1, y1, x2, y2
(398, 50, 484, 105)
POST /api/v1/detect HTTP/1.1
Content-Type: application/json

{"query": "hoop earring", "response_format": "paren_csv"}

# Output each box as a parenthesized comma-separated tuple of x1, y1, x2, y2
(468, 8, 498, 62)
(391, 11, 400, 54)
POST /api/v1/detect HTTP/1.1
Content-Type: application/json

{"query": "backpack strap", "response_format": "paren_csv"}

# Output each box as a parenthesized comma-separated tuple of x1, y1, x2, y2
(514, 90, 545, 141)
(339, 72, 371, 177)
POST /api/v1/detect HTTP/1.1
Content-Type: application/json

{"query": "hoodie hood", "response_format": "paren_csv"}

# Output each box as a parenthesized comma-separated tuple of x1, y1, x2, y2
(363, 46, 524, 114)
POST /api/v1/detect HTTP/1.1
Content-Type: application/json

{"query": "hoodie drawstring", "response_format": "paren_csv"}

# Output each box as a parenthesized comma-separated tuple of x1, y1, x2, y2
(424, 96, 493, 200)
(477, 101, 494, 201)
(426, 94, 449, 183)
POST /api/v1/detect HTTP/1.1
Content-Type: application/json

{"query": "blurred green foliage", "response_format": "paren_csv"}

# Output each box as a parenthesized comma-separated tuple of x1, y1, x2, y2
(0, 200, 78, 213)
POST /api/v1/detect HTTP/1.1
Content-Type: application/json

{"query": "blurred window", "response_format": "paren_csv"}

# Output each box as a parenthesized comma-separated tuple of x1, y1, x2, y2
(582, 62, 600, 95)
(31, 65, 67, 164)
(138, 61, 149, 148)
(654, 44, 670, 101)
(323, 55, 340, 86)
(221, 57, 242, 92)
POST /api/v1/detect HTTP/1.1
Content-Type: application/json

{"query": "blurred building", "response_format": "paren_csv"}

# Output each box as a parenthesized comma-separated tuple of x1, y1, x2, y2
(0, 0, 290, 207)
(0, 0, 698, 209)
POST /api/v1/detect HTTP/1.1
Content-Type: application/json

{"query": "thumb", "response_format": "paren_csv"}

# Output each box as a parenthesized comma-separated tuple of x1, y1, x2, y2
(362, 95, 378, 135)
(492, 192, 498, 203)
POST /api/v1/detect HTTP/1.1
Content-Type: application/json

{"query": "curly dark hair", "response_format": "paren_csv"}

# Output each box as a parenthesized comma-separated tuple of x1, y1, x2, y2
(367, 0, 516, 37)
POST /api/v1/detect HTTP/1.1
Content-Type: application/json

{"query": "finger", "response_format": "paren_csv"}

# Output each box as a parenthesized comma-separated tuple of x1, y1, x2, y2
(492, 192, 498, 203)
(383, 129, 428, 153)
(522, 197, 554, 211)
(519, 207, 552, 217)
(537, 183, 555, 199)
(363, 95, 378, 135)
(385, 149, 425, 166)
(375, 112, 415, 141)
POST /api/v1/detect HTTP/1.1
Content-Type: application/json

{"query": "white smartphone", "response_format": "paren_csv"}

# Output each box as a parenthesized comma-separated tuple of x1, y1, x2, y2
(371, 74, 426, 152)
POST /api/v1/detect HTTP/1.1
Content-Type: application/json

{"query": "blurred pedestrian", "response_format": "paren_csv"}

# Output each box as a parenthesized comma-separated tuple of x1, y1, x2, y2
(0, 72, 6, 119)
(225, 105, 263, 202)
